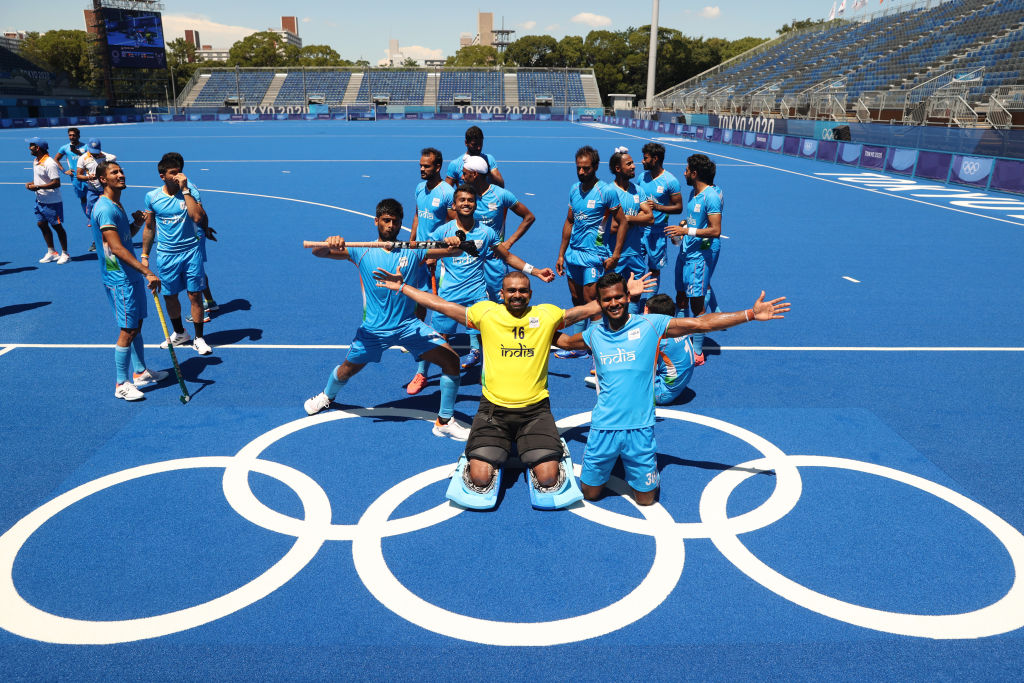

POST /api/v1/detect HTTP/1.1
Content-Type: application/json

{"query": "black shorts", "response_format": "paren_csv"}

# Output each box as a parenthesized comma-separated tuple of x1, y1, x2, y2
(466, 396, 563, 467)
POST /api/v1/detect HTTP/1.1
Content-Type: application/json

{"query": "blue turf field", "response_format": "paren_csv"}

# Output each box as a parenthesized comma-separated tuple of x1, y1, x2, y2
(1, 120, 1023, 680)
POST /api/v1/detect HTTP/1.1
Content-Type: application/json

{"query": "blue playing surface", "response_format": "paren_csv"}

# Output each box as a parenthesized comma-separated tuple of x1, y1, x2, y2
(1, 120, 1023, 680)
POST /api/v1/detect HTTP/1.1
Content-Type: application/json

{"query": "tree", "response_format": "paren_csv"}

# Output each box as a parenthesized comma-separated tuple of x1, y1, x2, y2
(720, 36, 767, 62)
(300, 44, 345, 66)
(401, 57, 419, 67)
(445, 44, 501, 67)
(776, 18, 827, 35)
(227, 31, 300, 67)
(553, 35, 586, 68)
(19, 30, 99, 93)
(504, 35, 557, 67)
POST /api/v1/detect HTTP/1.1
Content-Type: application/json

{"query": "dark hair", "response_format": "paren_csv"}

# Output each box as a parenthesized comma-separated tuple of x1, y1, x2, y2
(421, 147, 443, 166)
(376, 197, 404, 220)
(455, 182, 478, 198)
(608, 149, 629, 175)
(575, 145, 599, 167)
(595, 270, 626, 296)
(94, 159, 120, 187)
(687, 153, 716, 184)
(161, 151, 185, 168)
(503, 271, 530, 287)
(642, 142, 665, 164)
(465, 126, 483, 143)
(645, 293, 675, 316)
(67, 127, 81, 135)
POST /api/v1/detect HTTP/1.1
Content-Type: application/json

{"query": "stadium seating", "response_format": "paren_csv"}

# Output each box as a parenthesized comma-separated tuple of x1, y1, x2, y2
(517, 71, 588, 107)
(437, 71, 503, 105)
(193, 71, 274, 105)
(355, 71, 427, 105)
(274, 71, 352, 105)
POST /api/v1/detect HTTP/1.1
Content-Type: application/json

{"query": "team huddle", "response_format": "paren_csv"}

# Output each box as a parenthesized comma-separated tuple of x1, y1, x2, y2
(300, 126, 789, 505)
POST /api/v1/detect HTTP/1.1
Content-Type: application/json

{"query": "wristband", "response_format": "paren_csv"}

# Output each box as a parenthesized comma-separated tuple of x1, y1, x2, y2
(522, 263, 534, 275)
(181, 188, 191, 196)
(141, 254, 149, 260)
(398, 283, 406, 295)
(687, 227, 698, 236)
(744, 309, 752, 321)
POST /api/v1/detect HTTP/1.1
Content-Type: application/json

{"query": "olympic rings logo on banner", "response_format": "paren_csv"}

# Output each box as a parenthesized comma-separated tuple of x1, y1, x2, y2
(962, 160, 981, 175)
(2, 407, 1024, 646)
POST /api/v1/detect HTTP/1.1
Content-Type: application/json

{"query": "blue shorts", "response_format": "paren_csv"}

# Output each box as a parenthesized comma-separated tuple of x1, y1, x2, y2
(84, 188, 102, 222)
(156, 246, 207, 296)
(564, 247, 604, 286)
(198, 235, 208, 262)
(643, 225, 668, 270)
(614, 252, 647, 280)
(104, 280, 148, 329)
(484, 259, 507, 299)
(582, 427, 659, 492)
(676, 250, 711, 298)
(347, 318, 447, 364)
(34, 201, 63, 226)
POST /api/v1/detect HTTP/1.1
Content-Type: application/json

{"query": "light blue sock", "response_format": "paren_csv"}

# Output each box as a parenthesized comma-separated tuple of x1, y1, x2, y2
(324, 365, 347, 400)
(706, 288, 721, 314)
(693, 314, 706, 355)
(469, 330, 481, 351)
(114, 345, 130, 384)
(416, 359, 429, 375)
(438, 373, 459, 420)
(130, 334, 146, 373)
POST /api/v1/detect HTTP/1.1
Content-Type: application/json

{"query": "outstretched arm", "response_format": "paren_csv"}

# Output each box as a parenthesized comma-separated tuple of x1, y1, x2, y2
(373, 267, 469, 324)
(665, 291, 790, 337)
(492, 242, 555, 283)
(553, 331, 589, 351)
(311, 235, 352, 261)
(562, 272, 657, 326)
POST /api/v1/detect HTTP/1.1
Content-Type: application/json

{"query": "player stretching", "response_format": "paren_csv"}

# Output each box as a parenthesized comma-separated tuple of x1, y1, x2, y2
(554, 145, 627, 359)
(374, 268, 654, 495)
(637, 142, 682, 288)
(556, 272, 789, 504)
(53, 127, 94, 251)
(605, 146, 653, 314)
(25, 137, 69, 264)
(460, 155, 536, 303)
(430, 183, 554, 369)
(142, 156, 213, 355)
(406, 147, 455, 395)
(302, 198, 470, 441)
(445, 125, 505, 188)
(90, 160, 168, 400)
(665, 154, 721, 365)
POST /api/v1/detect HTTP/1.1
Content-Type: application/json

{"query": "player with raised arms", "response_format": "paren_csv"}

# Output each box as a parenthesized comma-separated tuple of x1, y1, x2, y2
(556, 271, 789, 504)
(554, 145, 628, 360)
(637, 142, 683, 288)
(302, 198, 471, 441)
(445, 125, 504, 188)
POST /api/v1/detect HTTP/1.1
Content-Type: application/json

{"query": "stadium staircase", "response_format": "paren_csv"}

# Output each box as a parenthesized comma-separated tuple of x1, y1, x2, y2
(261, 74, 287, 107)
(423, 72, 438, 107)
(342, 73, 363, 104)
(503, 72, 519, 106)
(182, 74, 209, 107)
(581, 73, 603, 108)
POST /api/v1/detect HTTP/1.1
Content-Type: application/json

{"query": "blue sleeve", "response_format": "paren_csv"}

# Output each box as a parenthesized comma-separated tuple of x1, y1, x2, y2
(581, 325, 593, 350)
(487, 153, 498, 171)
(652, 314, 671, 338)
(442, 184, 455, 209)
(668, 174, 681, 195)
(187, 180, 203, 203)
(346, 246, 365, 263)
(143, 191, 154, 214)
(502, 188, 518, 208)
(445, 159, 458, 180)
(603, 184, 621, 210)
(706, 188, 722, 215)
(93, 202, 116, 228)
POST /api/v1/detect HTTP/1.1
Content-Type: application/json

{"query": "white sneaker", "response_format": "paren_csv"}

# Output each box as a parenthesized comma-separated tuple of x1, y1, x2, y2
(133, 368, 169, 387)
(160, 331, 192, 349)
(39, 251, 59, 263)
(56, 252, 70, 264)
(192, 336, 212, 355)
(304, 391, 331, 415)
(115, 381, 145, 401)
(584, 375, 597, 389)
(432, 417, 470, 441)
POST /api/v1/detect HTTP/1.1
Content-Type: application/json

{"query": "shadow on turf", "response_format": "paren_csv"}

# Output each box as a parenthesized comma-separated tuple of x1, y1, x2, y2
(210, 298, 251, 317)
(204, 327, 263, 345)
(0, 301, 51, 317)
(69, 253, 97, 263)
(702, 337, 721, 357)
(0, 266, 38, 276)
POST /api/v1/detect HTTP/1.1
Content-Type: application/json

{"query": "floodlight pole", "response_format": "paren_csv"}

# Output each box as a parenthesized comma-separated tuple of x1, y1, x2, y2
(646, 0, 660, 116)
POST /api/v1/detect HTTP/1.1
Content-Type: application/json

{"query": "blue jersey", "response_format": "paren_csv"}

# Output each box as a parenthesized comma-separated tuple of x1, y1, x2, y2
(144, 187, 201, 254)
(683, 186, 723, 255)
(431, 220, 498, 303)
(56, 142, 86, 183)
(414, 180, 454, 237)
(568, 180, 620, 254)
(603, 181, 648, 261)
(185, 181, 207, 241)
(583, 314, 671, 430)
(91, 196, 143, 287)
(446, 153, 498, 186)
(346, 247, 427, 332)
(657, 335, 696, 399)
(474, 185, 519, 240)
(638, 169, 681, 227)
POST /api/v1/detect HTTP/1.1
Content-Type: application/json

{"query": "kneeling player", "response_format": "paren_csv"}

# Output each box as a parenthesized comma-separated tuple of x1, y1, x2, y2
(647, 294, 697, 404)
(556, 272, 789, 505)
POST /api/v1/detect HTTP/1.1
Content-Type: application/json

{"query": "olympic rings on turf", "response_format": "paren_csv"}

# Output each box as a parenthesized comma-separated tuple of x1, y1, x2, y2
(1, 408, 1023, 645)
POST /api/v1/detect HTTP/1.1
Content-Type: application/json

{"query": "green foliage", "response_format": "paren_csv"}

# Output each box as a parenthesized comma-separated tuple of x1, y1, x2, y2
(445, 45, 501, 67)
(227, 31, 300, 67)
(776, 18, 828, 35)
(504, 35, 557, 67)
(300, 44, 349, 66)
(19, 30, 99, 93)
(400, 57, 419, 67)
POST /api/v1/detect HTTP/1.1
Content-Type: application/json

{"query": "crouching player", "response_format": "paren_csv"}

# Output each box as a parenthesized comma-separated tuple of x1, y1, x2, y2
(556, 272, 789, 505)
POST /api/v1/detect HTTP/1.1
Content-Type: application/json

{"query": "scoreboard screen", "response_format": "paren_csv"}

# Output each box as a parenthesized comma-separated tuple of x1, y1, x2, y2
(103, 9, 167, 69)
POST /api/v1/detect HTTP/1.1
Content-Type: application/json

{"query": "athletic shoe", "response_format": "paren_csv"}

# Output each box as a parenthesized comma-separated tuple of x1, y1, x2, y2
(56, 252, 70, 265)
(39, 251, 59, 263)
(584, 375, 597, 389)
(87, 242, 96, 252)
(160, 331, 192, 349)
(694, 353, 705, 366)
(192, 337, 212, 355)
(432, 417, 470, 441)
(114, 381, 145, 401)
(186, 310, 211, 323)
(406, 372, 427, 395)
(554, 348, 589, 359)
(204, 299, 219, 312)
(459, 348, 481, 369)
(133, 368, 169, 387)
(304, 391, 331, 415)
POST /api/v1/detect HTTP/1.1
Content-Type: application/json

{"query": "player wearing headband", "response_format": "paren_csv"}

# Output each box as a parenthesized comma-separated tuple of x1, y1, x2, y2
(459, 153, 535, 303)
(303, 198, 471, 441)
(558, 271, 789, 504)
(637, 142, 682, 288)
(554, 145, 628, 360)
(445, 125, 504, 188)
(605, 146, 653, 314)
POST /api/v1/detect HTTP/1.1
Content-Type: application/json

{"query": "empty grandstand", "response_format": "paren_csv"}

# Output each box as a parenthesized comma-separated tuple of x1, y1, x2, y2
(651, 0, 1024, 128)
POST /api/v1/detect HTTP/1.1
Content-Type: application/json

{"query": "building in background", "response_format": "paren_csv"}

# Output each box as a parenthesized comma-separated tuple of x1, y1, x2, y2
(196, 45, 229, 62)
(270, 16, 301, 48)
(0, 31, 28, 53)
(458, 12, 514, 53)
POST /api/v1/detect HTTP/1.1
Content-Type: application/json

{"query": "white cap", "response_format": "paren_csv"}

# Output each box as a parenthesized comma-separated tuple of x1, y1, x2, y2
(462, 154, 489, 174)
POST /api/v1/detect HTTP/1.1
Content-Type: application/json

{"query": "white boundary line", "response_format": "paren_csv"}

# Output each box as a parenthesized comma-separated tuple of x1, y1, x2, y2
(575, 122, 1024, 228)
(1, 343, 1021, 352)
(0, 346, 15, 357)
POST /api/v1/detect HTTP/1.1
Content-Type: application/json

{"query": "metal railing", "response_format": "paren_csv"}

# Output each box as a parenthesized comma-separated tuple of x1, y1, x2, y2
(986, 96, 1012, 129)
(855, 98, 871, 123)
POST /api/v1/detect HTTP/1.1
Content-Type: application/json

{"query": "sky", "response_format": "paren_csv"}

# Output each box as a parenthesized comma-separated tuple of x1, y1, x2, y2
(3, 1, 890, 63)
